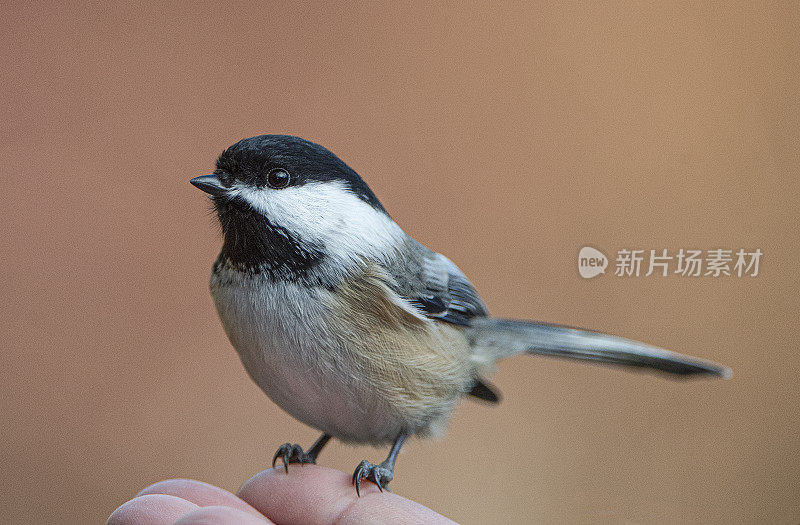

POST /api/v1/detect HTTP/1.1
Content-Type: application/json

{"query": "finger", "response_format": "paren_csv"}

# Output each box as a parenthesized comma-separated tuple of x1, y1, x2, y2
(106, 494, 198, 525)
(173, 505, 272, 525)
(137, 479, 263, 518)
(237, 465, 455, 525)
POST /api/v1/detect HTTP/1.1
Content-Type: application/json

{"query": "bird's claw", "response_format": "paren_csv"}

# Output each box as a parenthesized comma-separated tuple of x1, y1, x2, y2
(272, 443, 316, 473)
(352, 459, 393, 497)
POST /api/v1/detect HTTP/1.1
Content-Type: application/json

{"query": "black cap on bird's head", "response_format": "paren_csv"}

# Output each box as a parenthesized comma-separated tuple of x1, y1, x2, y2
(190, 135, 385, 213)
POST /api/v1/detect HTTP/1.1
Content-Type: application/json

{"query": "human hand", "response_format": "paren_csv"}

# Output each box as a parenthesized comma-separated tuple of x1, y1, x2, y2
(107, 464, 455, 524)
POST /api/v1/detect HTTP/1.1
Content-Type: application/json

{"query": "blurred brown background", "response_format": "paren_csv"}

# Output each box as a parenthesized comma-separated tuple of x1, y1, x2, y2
(2, 2, 798, 524)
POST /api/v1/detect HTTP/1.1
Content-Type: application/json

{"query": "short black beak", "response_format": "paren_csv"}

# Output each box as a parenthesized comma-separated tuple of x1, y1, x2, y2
(190, 174, 227, 196)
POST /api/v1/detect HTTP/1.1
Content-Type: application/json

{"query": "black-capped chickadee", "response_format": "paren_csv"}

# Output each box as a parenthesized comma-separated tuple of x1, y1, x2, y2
(190, 135, 730, 495)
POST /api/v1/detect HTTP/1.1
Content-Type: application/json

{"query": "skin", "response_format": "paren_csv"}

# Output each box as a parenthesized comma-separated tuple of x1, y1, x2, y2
(107, 465, 455, 525)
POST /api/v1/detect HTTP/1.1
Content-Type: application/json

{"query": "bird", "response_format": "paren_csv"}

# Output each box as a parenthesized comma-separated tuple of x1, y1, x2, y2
(190, 134, 731, 496)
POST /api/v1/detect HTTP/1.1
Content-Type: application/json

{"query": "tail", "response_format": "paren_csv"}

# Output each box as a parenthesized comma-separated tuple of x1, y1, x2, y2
(468, 318, 731, 378)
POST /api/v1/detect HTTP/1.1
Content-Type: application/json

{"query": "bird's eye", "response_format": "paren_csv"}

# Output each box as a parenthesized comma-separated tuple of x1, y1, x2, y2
(267, 168, 291, 189)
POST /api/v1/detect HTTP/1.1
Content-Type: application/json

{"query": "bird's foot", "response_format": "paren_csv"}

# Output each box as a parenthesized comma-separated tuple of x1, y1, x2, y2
(352, 459, 394, 497)
(272, 443, 317, 473)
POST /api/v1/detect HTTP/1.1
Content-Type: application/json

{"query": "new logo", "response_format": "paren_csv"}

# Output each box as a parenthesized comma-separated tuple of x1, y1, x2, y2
(578, 246, 608, 278)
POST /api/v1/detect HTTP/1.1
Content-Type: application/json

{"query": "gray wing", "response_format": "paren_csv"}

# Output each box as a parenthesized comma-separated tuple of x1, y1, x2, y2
(380, 241, 500, 401)
(385, 241, 488, 327)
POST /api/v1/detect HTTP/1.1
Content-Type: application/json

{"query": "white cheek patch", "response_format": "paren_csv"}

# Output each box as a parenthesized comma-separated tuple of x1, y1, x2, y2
(231, 181, 404, 266)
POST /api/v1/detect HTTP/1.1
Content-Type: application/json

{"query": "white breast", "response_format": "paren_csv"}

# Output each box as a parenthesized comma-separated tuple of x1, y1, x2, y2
(210, 268, 414, 444)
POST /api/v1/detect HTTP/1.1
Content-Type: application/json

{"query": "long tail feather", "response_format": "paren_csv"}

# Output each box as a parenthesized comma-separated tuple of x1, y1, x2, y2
(469, 318, 731, 378)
